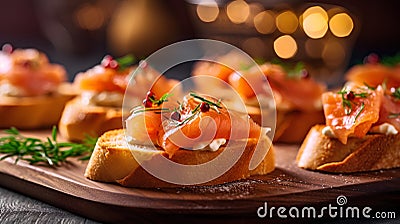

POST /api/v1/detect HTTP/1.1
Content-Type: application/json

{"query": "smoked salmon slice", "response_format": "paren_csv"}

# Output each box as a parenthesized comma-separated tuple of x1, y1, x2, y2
(126, 92, 263, 158)
(378, 93, 400, 132)
(223, 63, 326, 111)
(158, 94, 261, 157)
(346, 64, 400, 89)
(0, 48, 66, 96)
(75, 66, 132, 93)
(261, 63, 326, 111)
(322, 85, 383, 144)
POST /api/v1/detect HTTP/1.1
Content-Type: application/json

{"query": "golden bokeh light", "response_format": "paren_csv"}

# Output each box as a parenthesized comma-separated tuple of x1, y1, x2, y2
(75, 4, 104, 30)
(303, 6, 328, 21)
(253, 10, 275, 34)
(226, 0, 250, 24)
(329, 13, 354, 37)
(196, 1, 219, 23)
(322, 40, 345, 67)
(274, 35, 297, 59)
(276, 11, 298, 34)
(302, 6, 328, 39)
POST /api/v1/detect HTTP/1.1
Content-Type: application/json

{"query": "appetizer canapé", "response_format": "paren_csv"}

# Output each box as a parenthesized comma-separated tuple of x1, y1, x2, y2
(85, 92, 275, 187)
(193, 59, 326, 143)
(0, 45, 75, 128)
(297, 59, 400, 173)
(59, 56, 177, 141)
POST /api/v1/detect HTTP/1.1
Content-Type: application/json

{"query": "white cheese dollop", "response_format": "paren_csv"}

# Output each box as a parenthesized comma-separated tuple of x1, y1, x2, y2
(321, 123, 399, 138)
(192, 138, 227, 152)
(81, 91, 124, 107)
(369, 123, 399, 135)
(321, 126, 337, 138)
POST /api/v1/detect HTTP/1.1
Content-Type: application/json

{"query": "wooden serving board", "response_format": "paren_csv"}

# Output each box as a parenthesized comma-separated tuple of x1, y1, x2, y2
(0, 130, 399, 223)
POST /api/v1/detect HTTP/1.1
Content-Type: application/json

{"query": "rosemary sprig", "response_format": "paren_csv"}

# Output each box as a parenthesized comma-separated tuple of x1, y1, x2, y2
(0, 127, 97, 166)
(287, 62, 306, 79)
(364, 82, 376, 90)
(133, 107, 172, 114)
(337, 88, 369, 115)
(177, 113, 197, 127)
(354, 92, 369, 98)
(388, 113, 400, 119)
(150, 93, 172, 106)
(191, 103, 201, 113)
(271, 59, 306, 79)
(189, 92, 222, 108)
(354, 102, 365, 123)
(338, 89, 352, 115)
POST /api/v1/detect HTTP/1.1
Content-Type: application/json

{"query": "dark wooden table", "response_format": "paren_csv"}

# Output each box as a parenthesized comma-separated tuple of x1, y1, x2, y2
(0, 186, 98, 223)
(0, 130, 399, 223)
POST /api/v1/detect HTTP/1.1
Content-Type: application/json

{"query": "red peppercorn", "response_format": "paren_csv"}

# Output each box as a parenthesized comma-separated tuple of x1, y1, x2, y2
(143, 98, 153, 108)
(139, 60, 148, 69)
(2, 43, 13, 54)
(363, 53, 379, 64)
(101, 55, 113, 67)
(345, 91, 356, 101)
(146, 91, 155, 100)
(143, 91, 156, 108)
(300, 69, 310, 79)
(200, 102, 210, 112)
(170, 111, 181, 121)
(109, 60, 119, 69)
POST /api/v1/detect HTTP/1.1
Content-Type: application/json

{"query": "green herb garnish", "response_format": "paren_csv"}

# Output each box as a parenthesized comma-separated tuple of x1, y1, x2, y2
(337, 87, 369, 115)
(189, 92, 222, 108)
(354, 102, 365, 123)
(0, 127, 97, 166)
(174, 92, 223, 126)
(392, 87, 400, 99)
(380, 53, 400, 67)
(271, 59, 306, 79)
(115, 54, 136, 71)
(364, 82, 376, 90)
(287, 62, 305, 79)
(150, 93, 172, 106)
(388, 113, 400, 119)
(133, 107, 172, 114)
(254, 58, 266, 65)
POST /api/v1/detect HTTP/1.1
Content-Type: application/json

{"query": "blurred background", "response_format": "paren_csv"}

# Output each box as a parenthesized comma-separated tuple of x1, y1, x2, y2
(1, 0, 399, 85)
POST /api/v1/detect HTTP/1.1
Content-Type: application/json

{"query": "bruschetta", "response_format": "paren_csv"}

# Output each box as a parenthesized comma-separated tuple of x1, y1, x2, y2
(59, 56, 178, 141)
(84, 91, 275, 187)
(297, 60, 400, 172)
(0, 45, 75, 129)
(193, 59, 326, 143)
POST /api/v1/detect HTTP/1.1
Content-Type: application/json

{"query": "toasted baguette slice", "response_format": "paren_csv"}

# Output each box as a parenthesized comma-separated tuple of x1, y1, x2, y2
(84, 129, 275, 188)
(59, 97, 123, 142)
(0, 84, 76, 129)
(296, 125, 400, 173)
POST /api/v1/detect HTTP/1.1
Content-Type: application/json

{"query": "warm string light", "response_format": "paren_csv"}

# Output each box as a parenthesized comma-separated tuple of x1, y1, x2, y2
(329, 13, 354, 37)
(195, 1, 355, 61)
(302, 6, 328, 39)
(276, 11, 298, 34)
(226, 0, 250, 24)
(196, 1, 219, 23)
(274, 35, 297, 59)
